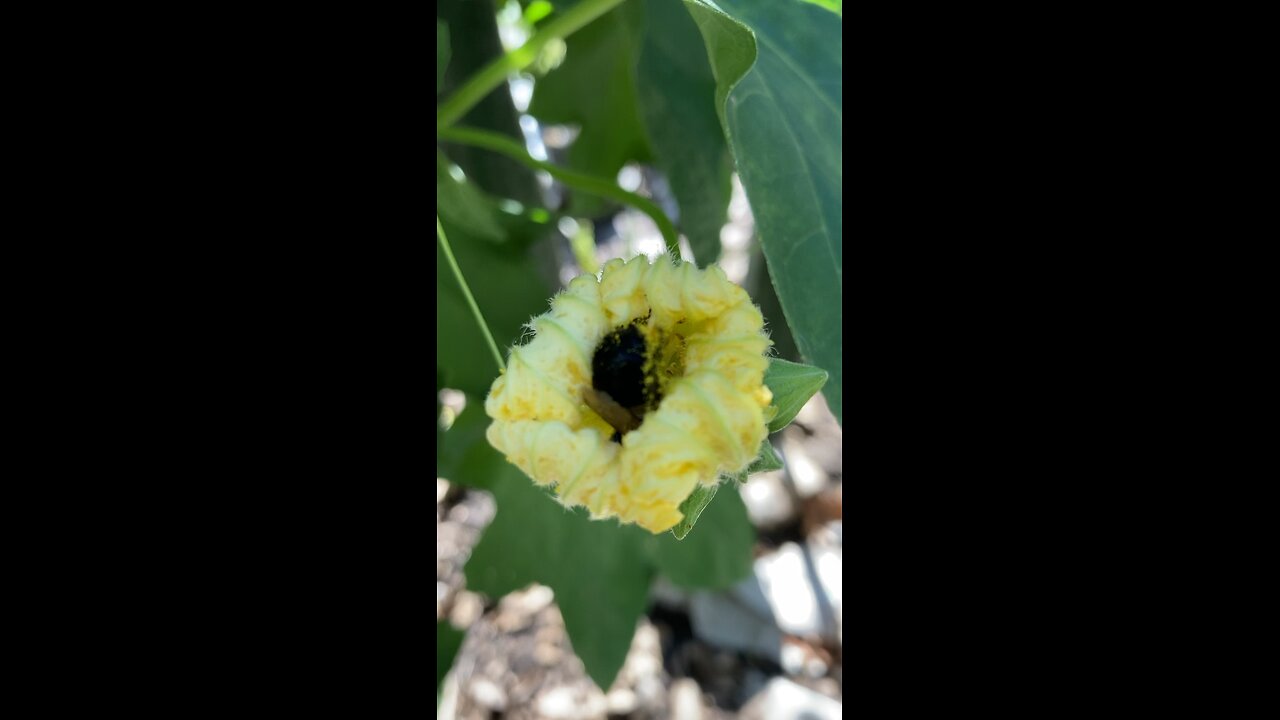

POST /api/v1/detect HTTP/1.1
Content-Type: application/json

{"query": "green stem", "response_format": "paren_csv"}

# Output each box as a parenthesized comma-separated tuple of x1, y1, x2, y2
(439, 125, 681, 258)
(436, 215, 506, 372)
(437, 0, 627, 129)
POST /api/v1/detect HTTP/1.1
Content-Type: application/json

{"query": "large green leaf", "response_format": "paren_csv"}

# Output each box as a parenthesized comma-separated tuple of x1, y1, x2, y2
(634, 0, 733, 265)
(444, 402, 754, 689)
(684, 0, 843, 425)
(528, 0, 651, 217)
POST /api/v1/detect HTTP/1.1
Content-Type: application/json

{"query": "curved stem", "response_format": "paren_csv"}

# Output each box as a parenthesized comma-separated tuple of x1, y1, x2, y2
(437, 0, 627, 129)
(438, 125, 681, 258)
(436, 215, 506, 372)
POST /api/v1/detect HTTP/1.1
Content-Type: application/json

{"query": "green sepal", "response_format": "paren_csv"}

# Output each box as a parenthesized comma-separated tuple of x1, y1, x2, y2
(763, 357, 828, 433)
(670, 483, 719, 540)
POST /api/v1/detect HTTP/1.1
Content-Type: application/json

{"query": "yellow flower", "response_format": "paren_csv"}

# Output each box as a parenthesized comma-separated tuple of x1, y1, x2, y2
(484, 255, 773, 533)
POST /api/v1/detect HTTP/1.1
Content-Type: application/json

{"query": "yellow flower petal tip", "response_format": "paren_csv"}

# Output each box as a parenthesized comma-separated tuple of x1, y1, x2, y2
(485, 255, 773, 534)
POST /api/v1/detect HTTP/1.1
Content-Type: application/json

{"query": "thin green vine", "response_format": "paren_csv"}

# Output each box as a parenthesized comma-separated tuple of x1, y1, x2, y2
(437, 215, 506, 372)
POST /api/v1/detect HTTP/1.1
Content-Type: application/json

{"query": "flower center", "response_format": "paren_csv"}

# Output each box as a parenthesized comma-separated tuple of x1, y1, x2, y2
(591, 324, 650, 409)
(587, 321, 688, 442)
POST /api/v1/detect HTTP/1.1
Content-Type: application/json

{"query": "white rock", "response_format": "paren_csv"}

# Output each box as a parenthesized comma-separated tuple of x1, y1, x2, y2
(606, 688, 638, 715)
(753, 543, 839, 641)
(755, 543, 820, 635)
(501, 583, 554, 615)
(540, 686, 606, 719)
(448, 591, 483, 627)
(535, 687, 577, 719)
(468, 678, 507, 711)
(669, 678, 704, 720)
(780, 642, 807, 675)
(635, 675, 666, 707)
(632, 621, 661, 653)
(741, 470, 797, 529)
(781, 437, 829, 498)
(742, 678, 841, 720)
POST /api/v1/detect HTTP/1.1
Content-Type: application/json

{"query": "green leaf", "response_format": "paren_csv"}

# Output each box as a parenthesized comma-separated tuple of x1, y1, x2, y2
(437, 21, 450, 95)
(524, 0, 554, 25)
(651, 481, 753, 586)
(763, 357, 828, 433)
(798, 0, 841, 15)
(684, 0, 843, 425)
(528, 0, 651, 217)
(634, 0, 733, 265)
(437, 621, 465, 703)
(436, 215, 553, 397)
(437, 151, 504, 243)
(669, 483, 717, 541)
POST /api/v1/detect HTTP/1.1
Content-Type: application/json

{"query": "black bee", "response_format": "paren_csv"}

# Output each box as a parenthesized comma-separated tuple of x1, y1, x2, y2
(586, 323, 661, 442)
(591, 324, 648, 408)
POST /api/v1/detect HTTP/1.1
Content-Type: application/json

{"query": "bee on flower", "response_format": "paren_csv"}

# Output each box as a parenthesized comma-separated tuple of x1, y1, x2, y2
(484, 255, 774, 533)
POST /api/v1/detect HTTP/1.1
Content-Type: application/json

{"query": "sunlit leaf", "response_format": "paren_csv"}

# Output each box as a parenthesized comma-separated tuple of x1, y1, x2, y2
(685, 0, 843, 424)
(798, 0, 842, 15)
